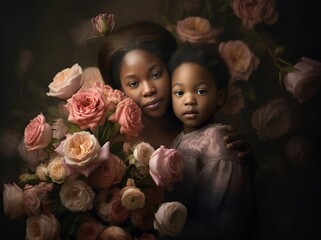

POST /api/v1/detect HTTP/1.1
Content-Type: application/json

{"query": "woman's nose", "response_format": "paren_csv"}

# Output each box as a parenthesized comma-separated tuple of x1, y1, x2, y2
(142, 81, 156, 97)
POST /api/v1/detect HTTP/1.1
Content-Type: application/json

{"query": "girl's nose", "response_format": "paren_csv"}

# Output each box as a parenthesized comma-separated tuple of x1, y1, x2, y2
(184, 93, 196, 105)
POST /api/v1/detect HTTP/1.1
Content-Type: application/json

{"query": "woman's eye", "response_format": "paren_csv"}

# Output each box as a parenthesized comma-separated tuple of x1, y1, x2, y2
(151, 71, 161, 79)
(128, 81, 138, 88)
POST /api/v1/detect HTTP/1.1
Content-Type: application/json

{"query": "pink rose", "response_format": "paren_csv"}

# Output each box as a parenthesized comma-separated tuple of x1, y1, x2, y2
(131, 207, 154, 231)
(24, 113, 53, 151)
(109, 98, 144, 139)
(23, 184, 41, 216)
(251, 98, 291, 141)
(98, 199, 130, 225)
(3, 183, 25, 219)
(26, 213, 61, 240)
(80, 67, 105, 90)
(284, 57, 321, 103)
(231, 0, 279, 29)
(47, 63, 83, 100)
(149, 146, 184, 191)
(88, 153, 126, 189)
(65, 87, 108, 131)
(91, 13, 115, 37)
(176, 16, 220, 44)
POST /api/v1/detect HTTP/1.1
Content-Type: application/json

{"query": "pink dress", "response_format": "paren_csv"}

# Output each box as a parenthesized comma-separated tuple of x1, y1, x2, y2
(166, 123, 256, 240)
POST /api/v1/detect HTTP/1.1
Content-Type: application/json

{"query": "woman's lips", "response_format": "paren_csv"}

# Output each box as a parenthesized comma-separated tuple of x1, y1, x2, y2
(144, 99, 163, 110)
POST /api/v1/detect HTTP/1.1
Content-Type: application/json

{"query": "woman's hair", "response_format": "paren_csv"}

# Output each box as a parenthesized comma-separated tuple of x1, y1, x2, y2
(98, 21, 177, 89)
(169, 43, 230, 89)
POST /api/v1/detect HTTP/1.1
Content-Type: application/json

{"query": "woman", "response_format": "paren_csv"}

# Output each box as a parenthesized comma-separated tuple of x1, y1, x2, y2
(98, 21, 251, 156)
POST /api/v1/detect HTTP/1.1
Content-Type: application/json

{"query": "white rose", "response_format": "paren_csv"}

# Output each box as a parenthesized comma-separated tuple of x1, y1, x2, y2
(59, 178, 95, 212)
(154, 201, 187, 237)
(133, 141, 155, 164)
(219, 40, 259, 80)
(3, 183, 25, 219)
(26, 213, 61, 240)
(47, 63, 83, 99)
(35, 163, 49, 181)
(284, 57, 321, 103)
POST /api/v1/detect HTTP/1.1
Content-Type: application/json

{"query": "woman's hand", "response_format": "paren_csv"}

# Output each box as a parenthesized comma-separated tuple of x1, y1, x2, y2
(223, 124, 253, 159)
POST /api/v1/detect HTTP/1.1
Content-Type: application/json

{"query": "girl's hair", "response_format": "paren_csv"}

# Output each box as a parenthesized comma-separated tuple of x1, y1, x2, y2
(98, 21, 177, 89)
(169, 43, 230, 89)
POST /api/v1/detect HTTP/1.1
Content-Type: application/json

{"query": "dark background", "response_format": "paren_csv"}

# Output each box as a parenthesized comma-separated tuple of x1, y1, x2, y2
(1, 0, 320, 239)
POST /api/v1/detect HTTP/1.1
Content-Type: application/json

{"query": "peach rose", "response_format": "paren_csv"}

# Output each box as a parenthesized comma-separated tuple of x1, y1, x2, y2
(120, 179, 145, 211)
(149, 146, 184, 191)
(231, 0, 279, 29)
(176, 16, 220, 43)
(3, 183, 25, 219)
(55, 131, 110, 177)
(35, 163, 48, 181)
(284, 57, 321, 103)
(24, 113, 53, 151)
(26, 213, 61, 240)
(109, 98, 144, 139)
(88, 153, 126, 189)
(219, 40, 260, 81)
(100, 226, 130, 240)
(76, 215, 104, 240)
(65, 87, 108, 131)
(153, 201, 187, 237)
(47, 63, 83, 100)
(251, 98, 291, 141)
(47, 155, 67, 184)
(59, 178, 95, 212)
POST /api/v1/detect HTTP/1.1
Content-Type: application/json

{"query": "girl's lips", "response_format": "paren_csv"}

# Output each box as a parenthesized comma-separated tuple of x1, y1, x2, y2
(144, 99, 163, 110)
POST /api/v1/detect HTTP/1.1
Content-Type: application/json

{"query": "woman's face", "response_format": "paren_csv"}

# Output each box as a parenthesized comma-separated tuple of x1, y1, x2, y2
(119, 49, 171, 118)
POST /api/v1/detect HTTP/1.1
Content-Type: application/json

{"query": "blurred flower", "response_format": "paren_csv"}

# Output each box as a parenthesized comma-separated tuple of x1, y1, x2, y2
(80, 67, 105, 90)
(26, 213, 61, 240)
(219, 40, 260, 81)
(251, 98, 291, 141)
(47, 63, 83, 100)
(100, 226, 130, 240)
(231, 0, 279, 29)
(0, 129, 21, 158)
(284, 57, 321, 103)
(3, 183, 25, 219)
(91, 13, 115, 38)
(153, 201, 187, 237)
(285, 137, 311, 166)
(176, 16, 220, 44)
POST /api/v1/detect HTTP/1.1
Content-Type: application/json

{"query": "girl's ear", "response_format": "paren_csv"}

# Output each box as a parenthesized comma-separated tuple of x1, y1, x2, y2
(217, 88, 226, 107)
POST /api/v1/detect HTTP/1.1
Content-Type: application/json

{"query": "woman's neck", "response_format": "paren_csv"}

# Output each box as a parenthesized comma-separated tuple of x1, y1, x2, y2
(140, 112, 182, 148)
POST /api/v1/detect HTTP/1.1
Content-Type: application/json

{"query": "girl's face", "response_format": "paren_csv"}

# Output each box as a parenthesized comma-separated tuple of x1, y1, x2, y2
(119, 49, 171, 119)
(171, 63, 225, 133)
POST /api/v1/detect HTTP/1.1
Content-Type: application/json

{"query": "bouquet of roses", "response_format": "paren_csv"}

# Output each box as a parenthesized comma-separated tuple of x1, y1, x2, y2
(2, 63, 187, 240)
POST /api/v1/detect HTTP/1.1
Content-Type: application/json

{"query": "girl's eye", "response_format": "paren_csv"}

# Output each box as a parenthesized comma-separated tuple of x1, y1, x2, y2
(174, 90, 184, 96)
(197, 89, 206, 95)
(151, 71, 161, 79)
(128, 81, 138, 88)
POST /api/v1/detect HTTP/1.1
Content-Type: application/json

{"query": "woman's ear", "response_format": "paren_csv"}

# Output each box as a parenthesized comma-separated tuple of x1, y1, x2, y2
(217, 88, 226, 107)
